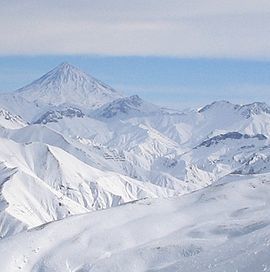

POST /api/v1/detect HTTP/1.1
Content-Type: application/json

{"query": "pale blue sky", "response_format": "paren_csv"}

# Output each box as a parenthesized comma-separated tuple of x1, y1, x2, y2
(1, 1, 270, 109)
(1, 56, 270, 109)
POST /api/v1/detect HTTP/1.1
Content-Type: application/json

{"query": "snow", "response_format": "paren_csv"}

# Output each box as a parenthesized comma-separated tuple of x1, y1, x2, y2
(0, 173, 270, 271)
(0, 62, 123, 122)
(0, 108, 26, 129)
(0, 63, 269, 271)
(93, 94, 160, 118)
(16, 62, 122, 108)
(0, 137, 173, 238)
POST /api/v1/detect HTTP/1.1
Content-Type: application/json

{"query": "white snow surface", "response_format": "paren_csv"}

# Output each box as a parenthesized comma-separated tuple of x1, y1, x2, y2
(0, 173, 270, 272)
(0, 63, 269, 271)
(0, 63, 122, 121)
(0, 108, 26, 129)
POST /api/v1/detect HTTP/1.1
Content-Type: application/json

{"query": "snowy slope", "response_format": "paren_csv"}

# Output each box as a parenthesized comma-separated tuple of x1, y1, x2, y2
(0, 108, 26, 129)
(0, 63, 123, 121)
(16, 62, 122, 108)
(1, 62, 270, 270)
(0, 137, 173, 238)
(93, 94, 160, 118)
(2, 91, 270, 198)
(39, 100, 270, 192)
(0, 173, 269, 272)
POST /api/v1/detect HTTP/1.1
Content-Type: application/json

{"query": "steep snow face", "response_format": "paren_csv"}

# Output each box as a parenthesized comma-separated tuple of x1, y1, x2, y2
(0, 63, 123, 121)
(0, 93, 41, 122)
(198, 100, 240, 113)
(17, 98, 270, 194)
(0, 137, 173, 238)
(94, 95, 160, 118)
(33, 107, 84, 124)
(179, 132, 270, 184)
(239, 102, 270, 118)
(16, 62, 122, 108)
(197, 101, 270, 137)
(1, 63, 270, 253)
(0, 108, 26, 129)
(198, 132, 267, 147)
(0, 173, 270, 272)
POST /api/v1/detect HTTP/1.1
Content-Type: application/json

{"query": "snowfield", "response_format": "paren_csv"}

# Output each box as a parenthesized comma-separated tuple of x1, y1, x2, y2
(0, 63, 269, 271)
(0, 173, 270, 272)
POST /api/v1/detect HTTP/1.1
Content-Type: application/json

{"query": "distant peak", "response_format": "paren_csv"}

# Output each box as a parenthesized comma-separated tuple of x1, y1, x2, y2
(59, 61, 71, 67)
(94, 94, 160, 118)
(14, 62, 123, 108)
(198, 132, 267, 148)
(198, 100, 239, 113)
(241, 101, 269, 109)
(52, 62, 83, 76)
(17, 62, 94, 90)
(111, 95, 143, 108)
(239, 102, 270, 118)
(198, 100, 270, 118)
(56, 62, 77, 71)
(129, 95, 142, 103)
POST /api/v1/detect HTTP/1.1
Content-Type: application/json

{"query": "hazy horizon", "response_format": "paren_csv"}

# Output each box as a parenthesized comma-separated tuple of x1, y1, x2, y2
(1, 56, 270, 110)
(1, 1, 270, 109)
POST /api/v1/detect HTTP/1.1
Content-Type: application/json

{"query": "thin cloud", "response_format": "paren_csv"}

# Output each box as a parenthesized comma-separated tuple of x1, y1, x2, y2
(1, 0, 270, 58)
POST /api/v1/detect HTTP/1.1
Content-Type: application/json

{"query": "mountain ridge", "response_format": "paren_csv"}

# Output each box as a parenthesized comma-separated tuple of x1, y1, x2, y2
(15, 62, 123, 108)
(0, 63, 270, 272)
(0, 62, 123, 121)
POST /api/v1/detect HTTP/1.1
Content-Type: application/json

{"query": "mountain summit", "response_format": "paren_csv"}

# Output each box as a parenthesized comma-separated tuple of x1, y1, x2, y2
(0, 62, 123, 121)
(94, 95, 160, 118)
(15, 62, 123, 108)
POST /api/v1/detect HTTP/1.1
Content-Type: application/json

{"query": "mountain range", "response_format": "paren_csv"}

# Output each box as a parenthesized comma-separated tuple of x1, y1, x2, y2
(0, 63, 269, 271)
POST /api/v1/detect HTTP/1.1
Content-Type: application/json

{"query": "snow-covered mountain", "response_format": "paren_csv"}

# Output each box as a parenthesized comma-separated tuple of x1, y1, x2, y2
(16, 62, 122, 107)
(93, 95, 160, 118)
(0, 63, 270, 270)
(0, 63, 122, 121)
(33, 106, 85, 124)
(1, 173, 269, 272)
(0, 108, 26, 129)
(0, 137, 173, 238)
